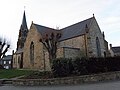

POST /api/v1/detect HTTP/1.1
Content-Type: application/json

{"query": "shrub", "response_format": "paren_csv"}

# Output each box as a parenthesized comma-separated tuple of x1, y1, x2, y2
(73, 57, 88, 75)
(52, 57, 120, 78)
(52, 58, 73, 77)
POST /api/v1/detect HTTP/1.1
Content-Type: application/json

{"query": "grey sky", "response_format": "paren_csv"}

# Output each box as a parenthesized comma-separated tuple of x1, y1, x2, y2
(0, 0, 120, 54)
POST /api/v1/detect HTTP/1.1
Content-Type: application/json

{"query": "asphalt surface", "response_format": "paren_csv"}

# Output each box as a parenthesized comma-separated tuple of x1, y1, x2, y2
(0, 80, 120, 90)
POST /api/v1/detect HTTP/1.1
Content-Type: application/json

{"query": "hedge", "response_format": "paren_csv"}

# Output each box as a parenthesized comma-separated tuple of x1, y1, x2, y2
(52, 57, 120, 77)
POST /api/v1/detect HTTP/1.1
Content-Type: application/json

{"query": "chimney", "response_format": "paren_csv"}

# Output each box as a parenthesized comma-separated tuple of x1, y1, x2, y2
(109, 44, 112, 49)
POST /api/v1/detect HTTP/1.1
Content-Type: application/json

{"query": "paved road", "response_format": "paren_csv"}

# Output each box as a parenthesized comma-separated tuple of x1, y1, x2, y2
(0, 81, 120, 90)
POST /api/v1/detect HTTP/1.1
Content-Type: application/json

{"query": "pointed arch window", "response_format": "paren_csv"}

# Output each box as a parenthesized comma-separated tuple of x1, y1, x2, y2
(96, 37, 101, 57)
(30, 41, 34, 65)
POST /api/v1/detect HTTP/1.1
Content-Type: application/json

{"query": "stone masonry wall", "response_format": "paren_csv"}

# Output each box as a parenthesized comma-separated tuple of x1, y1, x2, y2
(59, 36, 86, 57)
(23, 24, 50, 71)
(56, 48, 64, 58)
(63, 47, 80, 59)
(13, 71, 120, 86)
(87, 18, 105, 57)
(57, 47, 80, 59)
(13, 53, 21, 68)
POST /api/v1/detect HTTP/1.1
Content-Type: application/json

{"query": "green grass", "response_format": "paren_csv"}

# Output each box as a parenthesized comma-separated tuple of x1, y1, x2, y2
(0, 69, 33, 79)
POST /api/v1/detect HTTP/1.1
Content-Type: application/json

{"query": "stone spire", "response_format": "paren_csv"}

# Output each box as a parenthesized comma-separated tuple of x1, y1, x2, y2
(17, 11, 28, 50)
(21, 11, 28, 30)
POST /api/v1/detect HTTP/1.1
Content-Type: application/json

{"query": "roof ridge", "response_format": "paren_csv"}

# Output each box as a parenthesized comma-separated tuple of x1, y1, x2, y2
(60, 17, 94, 30)
(33, 23, 60, 31)
(33, 16, 94, 32)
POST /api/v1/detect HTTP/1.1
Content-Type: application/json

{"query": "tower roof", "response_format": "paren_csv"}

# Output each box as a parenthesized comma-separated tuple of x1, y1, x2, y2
(21, 11, 28, 30)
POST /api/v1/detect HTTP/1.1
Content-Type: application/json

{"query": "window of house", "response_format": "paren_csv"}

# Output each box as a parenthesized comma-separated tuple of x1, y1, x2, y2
(30, 41, 34, 65)
(9, 61, 11, 64)
(4, 61, 6, 64)
(96, 37, 101, 57)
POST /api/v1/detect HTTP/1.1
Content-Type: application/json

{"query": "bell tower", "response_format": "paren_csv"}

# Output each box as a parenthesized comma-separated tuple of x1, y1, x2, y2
(17, 11, 28, 50)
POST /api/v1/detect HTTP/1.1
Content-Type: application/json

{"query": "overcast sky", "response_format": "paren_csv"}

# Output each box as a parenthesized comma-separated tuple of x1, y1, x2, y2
(0, 0, 120, 55)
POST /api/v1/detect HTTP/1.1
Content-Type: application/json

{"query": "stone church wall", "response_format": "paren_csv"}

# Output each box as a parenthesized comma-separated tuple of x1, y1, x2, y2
(59, 36, 86, 57)
(23, 25, 45, 70)
(104, 40, 110, 57)
(57, 48, 64, 58)
(44, 49, 51, 71)
(13, 53, 21, 68)
(63, 47, 80, 59)
(56, 47, 80, 59)
(87, 18, 105, 57)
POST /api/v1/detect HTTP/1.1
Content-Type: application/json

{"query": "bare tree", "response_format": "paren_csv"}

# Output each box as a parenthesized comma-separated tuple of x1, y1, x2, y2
(0, 38, 10, 58)
(40, 32, 61, 63)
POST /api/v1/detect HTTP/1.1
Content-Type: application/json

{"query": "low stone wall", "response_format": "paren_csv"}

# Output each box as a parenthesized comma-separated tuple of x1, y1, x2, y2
(0, 80, 3, 85)
(13, 71, 120, 86)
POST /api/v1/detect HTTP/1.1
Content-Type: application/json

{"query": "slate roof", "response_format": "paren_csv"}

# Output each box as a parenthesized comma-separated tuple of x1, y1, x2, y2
(34, 23, 61, 37)
(33, 16, 95, 41)
(2, 55, 12, 61)
(60, 17, 94, 41)
(111, 47, 120, 53)
(15, 48, 23, 54)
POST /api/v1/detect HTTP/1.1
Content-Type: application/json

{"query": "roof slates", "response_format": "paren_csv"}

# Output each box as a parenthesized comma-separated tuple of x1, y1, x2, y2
(33, 17, 94, 41)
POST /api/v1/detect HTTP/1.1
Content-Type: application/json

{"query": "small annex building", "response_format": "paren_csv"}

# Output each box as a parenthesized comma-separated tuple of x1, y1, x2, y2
(109, 44, 120, 57)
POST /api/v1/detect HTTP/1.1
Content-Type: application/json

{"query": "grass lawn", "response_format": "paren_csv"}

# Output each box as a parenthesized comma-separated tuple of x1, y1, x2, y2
(0, 69, 33, 79)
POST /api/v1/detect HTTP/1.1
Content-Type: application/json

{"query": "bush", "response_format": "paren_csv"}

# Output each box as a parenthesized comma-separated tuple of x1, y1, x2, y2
(52, 58, 73, 77)
(73, 57, 88, 75)
(52, 57, 120, 78)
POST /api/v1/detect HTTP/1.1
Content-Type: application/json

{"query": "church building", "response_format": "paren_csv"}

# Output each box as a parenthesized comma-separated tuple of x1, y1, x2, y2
(13, 11, 109, 71)
(13, 11, 28, 68)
